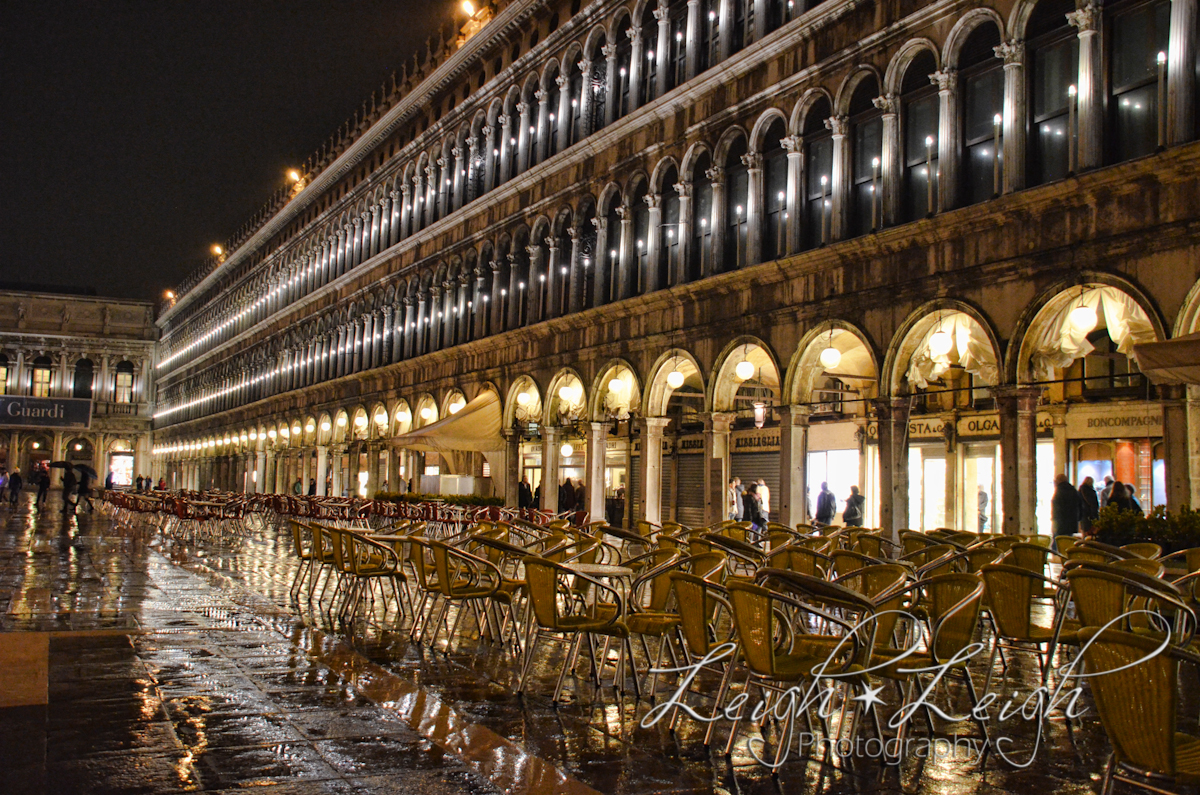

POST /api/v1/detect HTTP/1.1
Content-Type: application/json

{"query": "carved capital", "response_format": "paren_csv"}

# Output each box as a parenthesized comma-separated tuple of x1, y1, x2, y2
(825, 115, 849, 136)
(567, 225, 581, 241)
(516, 101, 529, 115)
(534, 88, 548, 103)
(780, 134, 803, 153)
(507, 252, 519, 265)
(577, 59, 592, 74)
(643, 193, 662, 210)
(602, 44, 618, 60)
(615, 204, 632, 220)
(653, 6, 669, 21)
(435, 157, 446, 168)
(740, 152, 763, 170)
(872, 93, 899, 114)
(525, 244, 539, 257)
(627, 25, 641, 42)
(705, 165, 725, 184)
(480, 124, 493, 138)
(497, 113, 510, 127)
(673, 180, 692, 198)
(1066, 4, 1100, 33)
(994, 40, 1025, 65)
(929, 70, 957, 92)
(555, 73, 568, 88)
(450, 146, 461, 158)
(590, 216, 603, 230)
(490, 259, 502, 273)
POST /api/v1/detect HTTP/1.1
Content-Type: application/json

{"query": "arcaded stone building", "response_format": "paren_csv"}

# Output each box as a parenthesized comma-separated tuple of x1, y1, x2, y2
(152, 0, 1200, 535)
(0, 289, 157, 484)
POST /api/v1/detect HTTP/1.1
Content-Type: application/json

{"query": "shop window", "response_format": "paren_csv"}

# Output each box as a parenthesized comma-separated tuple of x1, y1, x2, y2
(0, 354, 7, 395)
(31, 356, 52, 397)
(1108, 0, 1170, 163)
(115, 360, 135, 403)
(1076, 441, 1114, 485)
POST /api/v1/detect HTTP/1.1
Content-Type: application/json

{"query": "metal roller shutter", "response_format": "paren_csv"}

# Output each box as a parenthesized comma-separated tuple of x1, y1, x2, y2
(731, 451, 781, 521)
(660, 456, 674, 518)
(630, 455, 640, 517)
(675, 455, 705, 528)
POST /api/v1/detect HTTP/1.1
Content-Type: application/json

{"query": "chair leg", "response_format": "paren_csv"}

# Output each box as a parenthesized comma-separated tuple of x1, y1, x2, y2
(554, 635, 579, 702)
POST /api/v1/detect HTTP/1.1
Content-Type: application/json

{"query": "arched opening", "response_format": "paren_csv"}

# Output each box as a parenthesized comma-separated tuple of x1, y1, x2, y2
(761, 118, 788, 260)
(723, 135, 749, 270)
(849, 75, 884, 236)
(803, 97, 834, 249)
(73, 358, 94, 399)
(688, 150, 714, 280)
(1027, 0, 1079, 186)
(959, 23, 1004, 205)
(901, 52, 939, 222)
(657, 163, 681, 289)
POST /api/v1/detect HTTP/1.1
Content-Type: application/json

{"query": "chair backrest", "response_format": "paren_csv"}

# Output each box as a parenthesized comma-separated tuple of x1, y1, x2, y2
(1007, 542, 1053, 597)
(727, 581, 784, 677)
(900, 531, 935, 555)
(521, 557, 563, 629)
(923, 573, 986, 663)
(685, 551, 728, 582)
(1121, 542, 1163, 560)
(671, 572, 730, 657)
(767, 543, 831, 579)
(1078, 627, 1180, 776)
(979, 563, 1038, 639)
(1064, 565, 1133, 630)
(830, 549, 879, 578)
(1111, 558, 1166, 578)
(288, 520, 313, 560)
(1054, 535, 1079, 556)
(832, 563, 910, 645)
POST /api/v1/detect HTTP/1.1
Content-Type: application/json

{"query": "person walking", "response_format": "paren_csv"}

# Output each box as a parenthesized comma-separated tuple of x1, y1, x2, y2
(7, 469, 22, 507)
(61, 468, 78, 515)
(1107, 480, 1133, 512)
(518, 476, 533, 510)
(1126, 483, 1144, 514)
(842, 485, 865, 527)
(104, 471, 114, 491)
(574, 480, 585, 514)
(977, 486, 990, 532)
(77, 469, 94, 513)
(743, 483, 766, 531)
(292, 477, 302, 495)
(727, 478, 738, 521)
(1051, 473, 1081, 536)
(756, 479, 771, 523)
(1099, 475, 1115, 507)
(36, 470, 51, 509)
(814, 482, 837, 526)
(307, 478, 317, 496)
(135, 474, 144, 492)
(1078, 476, 1100, 536)
(560, 478, 577, 513)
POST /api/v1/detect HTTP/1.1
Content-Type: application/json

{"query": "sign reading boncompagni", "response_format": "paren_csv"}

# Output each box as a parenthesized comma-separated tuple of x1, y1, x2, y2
(0, 396, 92, 429)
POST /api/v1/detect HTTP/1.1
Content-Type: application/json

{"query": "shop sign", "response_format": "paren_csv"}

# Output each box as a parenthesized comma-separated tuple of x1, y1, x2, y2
(676, 435, 705, 454)
(1066, 405, 1163, 439)
(0, 396, 92, 429)
(732, 427, 780, 453)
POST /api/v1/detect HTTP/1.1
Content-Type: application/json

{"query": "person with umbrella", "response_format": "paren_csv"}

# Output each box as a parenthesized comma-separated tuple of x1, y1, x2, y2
(75, 464, 97, 513)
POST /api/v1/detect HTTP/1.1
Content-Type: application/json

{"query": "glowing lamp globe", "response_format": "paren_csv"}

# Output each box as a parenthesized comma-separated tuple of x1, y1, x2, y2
(735, 360, 755, 381)
(1069, 304, 1098, 334)
(279, 427, 290, 438)
(420, 406, 434, 420)
(560, 443, 574, 458)
(666, 369, 685, 389)
(354, 415, 367, 428)
(819, 346, 842, 370)
(449, 401, 464, 414)
(559, 386, 572, 401)
(516, 391, 531, 406)
(305, 423, 315, 433)
(374, 411, 387, 425)
(336, 415, 347, 427)
(396, 410, 411, 424)
(928, 330, 954, 357)
(609, 377, 623, 393)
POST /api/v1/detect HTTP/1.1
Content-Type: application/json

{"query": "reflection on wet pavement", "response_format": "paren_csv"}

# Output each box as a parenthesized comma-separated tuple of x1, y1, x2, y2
(2, 497, 1198, 794)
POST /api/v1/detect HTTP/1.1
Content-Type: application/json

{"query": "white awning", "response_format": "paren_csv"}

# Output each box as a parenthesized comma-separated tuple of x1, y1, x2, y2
(394, 390, 505, 453)
(1133, 332, 1200, 385)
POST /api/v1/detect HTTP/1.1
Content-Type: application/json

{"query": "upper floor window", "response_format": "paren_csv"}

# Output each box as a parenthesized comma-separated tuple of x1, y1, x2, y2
(803, 98, 834, 249)
(901, 52, 939, 222)
(1108, 0, 1170, 163)
(960, 23, 1005, 205)
(761, 119, 788, 260)
(1028, 0, 1079, 186)
(849, 77, 883, 237)
(73, 358, 94, 399)
(115, 360, 135, 404)
(31, 356, 52, 397)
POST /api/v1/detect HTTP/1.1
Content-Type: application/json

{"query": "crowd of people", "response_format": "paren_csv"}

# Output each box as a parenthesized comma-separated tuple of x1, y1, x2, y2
(725, 477, 866, 531)
(516, 476, 586, 513)
(1052, 473, 1145, 537)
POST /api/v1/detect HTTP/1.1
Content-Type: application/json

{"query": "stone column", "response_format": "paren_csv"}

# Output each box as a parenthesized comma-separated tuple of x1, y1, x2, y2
(516, 102, 532, 173)
(1017, 388, 1040, 534)
(591, 216, 609, 305)
(314, 446, 328, 496)
(472, 267, 487, 340)
(556, 73, 572, 151)
(451, 146, 465, 210)
(616, 204, 635, 300)
(541, 427, 562, 513)
(781, 135, 804, 253)
(702, 412, 734, 526)
(254, 451, 265, 493)
(586, 422, 608, 524)
(330, 445, 344, 497)
(567, 226, 585, 314)
(1068, 4, 1102, 171)
(544, 237, 562, 318)
(503, 429, 521, 508)
(576, 61, 593, 138)
(685, 0, 701, 79)
(1050, 404, 1069, 480)
(995, 41, 1026, 193)
(930, 71, 958, 212)
(778, 406, 810, 525)
(526, 245, 544, 324)
(872, 95, 899, 225)
(489, 260, 505, 333)
(603, 44, 619, 126)
(480, 126, 496, 194)
(638, 418, 670, 525)
(1162, 384, 1190, 509)
(627, 24, 644, 112)
(741, 152, 763, 266)
(654, 1, 671, 98)
(506, 253, 522, 329)
(718, 0, 734, 61)
(1188, 385, 1200, 508)
(643, 194, 662, 292)
(497, 114, 512, 185)
(706, 166, 725, 276)
(364, 443, 381, 498)
(874, 397, 911, 541)
(827, 115, 850, 240)
(1168, 0, 1196, 144)
(534, 89, 551, 164)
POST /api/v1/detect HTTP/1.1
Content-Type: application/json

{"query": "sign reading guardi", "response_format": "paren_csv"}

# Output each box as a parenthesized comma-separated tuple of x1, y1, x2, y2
(0, 396, 92, 430)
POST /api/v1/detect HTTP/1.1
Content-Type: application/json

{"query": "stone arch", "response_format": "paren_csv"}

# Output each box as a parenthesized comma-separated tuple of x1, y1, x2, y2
(834, 65, 884, 116)
(883, 300, 1004, 396)
(590, 359, 641, 421)
(884, 38, 942, 96)
(710, 336, 782, 413)
(679, 141, 713, 177)
(784, 321, 881, 405)
(943, 8, 1008, 68)
(713, 124, 749, 164)
(650, 155, 681, 194)
(749, 107, 789, 152)
(414, 393, 439, 428)
(545, 368, 588, 425)
(644, 349, 706, 418)
(505, 375, 544, 426)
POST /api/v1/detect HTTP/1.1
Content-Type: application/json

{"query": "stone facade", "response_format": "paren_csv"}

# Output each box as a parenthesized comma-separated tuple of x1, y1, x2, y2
(153, 0, 1200, 534)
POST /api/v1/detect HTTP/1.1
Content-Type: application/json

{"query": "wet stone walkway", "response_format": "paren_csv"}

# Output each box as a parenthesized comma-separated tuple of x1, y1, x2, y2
(2, 496, 1197, 794)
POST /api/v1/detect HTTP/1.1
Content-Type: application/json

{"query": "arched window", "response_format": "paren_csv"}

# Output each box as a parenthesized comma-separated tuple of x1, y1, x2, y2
(658, 165, 681, 288)
(0, 353, 7, 395)
(615, 18, 634, 119)
(1028, 0, 1079, 186)
(664, 0, 687, 92)
(762, 119, 788, 260)
(689, 152, 714, 280)
(588, 40, 609, 133)
(31, 356, 52, 397)
(554, 221, 571, 314)
(630, 180, 651, 293)
(522, 82, 541, 168)
(698, 0, 716, 72)
(510, 237, 531, 328)
(728, 0, 749, 55)
(577, 203, 598, 309)
(960, 24, 1005, 205)
(1108, 0, 1170, 163)
(73, 358, 94, 399)
(547, 69, 562, 158)
(568, 62, 584, 146)
(901, 52, 939, 222)
(603, 200, 622, 304)
(503, 94, 521, 182)
(114, 360, 135, 403)
(724, 137, 749, 269)
(849, 76, 884, 236)
(804, 98, 834, 249)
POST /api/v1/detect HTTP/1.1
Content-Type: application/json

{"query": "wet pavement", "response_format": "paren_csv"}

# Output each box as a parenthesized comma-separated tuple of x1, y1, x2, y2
(1, 494, 1197, 794)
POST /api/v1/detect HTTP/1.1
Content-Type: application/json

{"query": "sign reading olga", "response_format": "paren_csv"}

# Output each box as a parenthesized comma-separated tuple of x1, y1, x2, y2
(0, 396, 92, 429)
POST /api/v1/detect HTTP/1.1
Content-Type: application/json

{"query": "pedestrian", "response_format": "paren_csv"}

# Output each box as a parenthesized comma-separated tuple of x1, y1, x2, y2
(36, 470, 50, 508)
(842, 485, 865, 527)
(1078, 476, 1099, 536)
(292, 477, 302, 495)
(61, 468, 78, 515)
(534, 483, 542, 508)
(1051, 473, 1081, 536)
(743, 482, 766, 531)
(1107, 480, 1133, 512)
(574, 480, 585, 513)
(0, 468, 7, 493)
(157, 478, 166, 490)
(105, 471, 114, 491)
(977, 486, 990, 532)
(560, 478, 576, 513)
(518, 476, 533, 510)
(726, 478, 738, 521)
(7, 469, 22, 507)
(1099, 475, 1115, 507)
(308, 478, 317, 496)
(1126, 483, 1144, 514)
(814, 482, 837, 526)
(728, 477, 744, 521)
(77, 469, 94, 513)
(135, 474, 144, 492)
(756, 479, 771, 523)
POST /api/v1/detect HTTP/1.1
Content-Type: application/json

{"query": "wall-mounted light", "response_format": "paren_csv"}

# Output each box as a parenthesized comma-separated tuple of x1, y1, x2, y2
(560, 442, 574, 457)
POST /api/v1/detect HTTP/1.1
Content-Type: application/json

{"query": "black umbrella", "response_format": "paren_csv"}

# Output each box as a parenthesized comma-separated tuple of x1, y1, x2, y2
(48, 461, 72, 469)
(74, 464, 98, 480)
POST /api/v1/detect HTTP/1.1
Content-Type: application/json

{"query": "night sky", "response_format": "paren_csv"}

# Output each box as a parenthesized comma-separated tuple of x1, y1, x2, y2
(2, 1, 456, 303)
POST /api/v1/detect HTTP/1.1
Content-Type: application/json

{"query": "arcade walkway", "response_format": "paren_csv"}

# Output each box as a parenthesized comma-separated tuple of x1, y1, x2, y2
(0, 495, 1184, 794)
